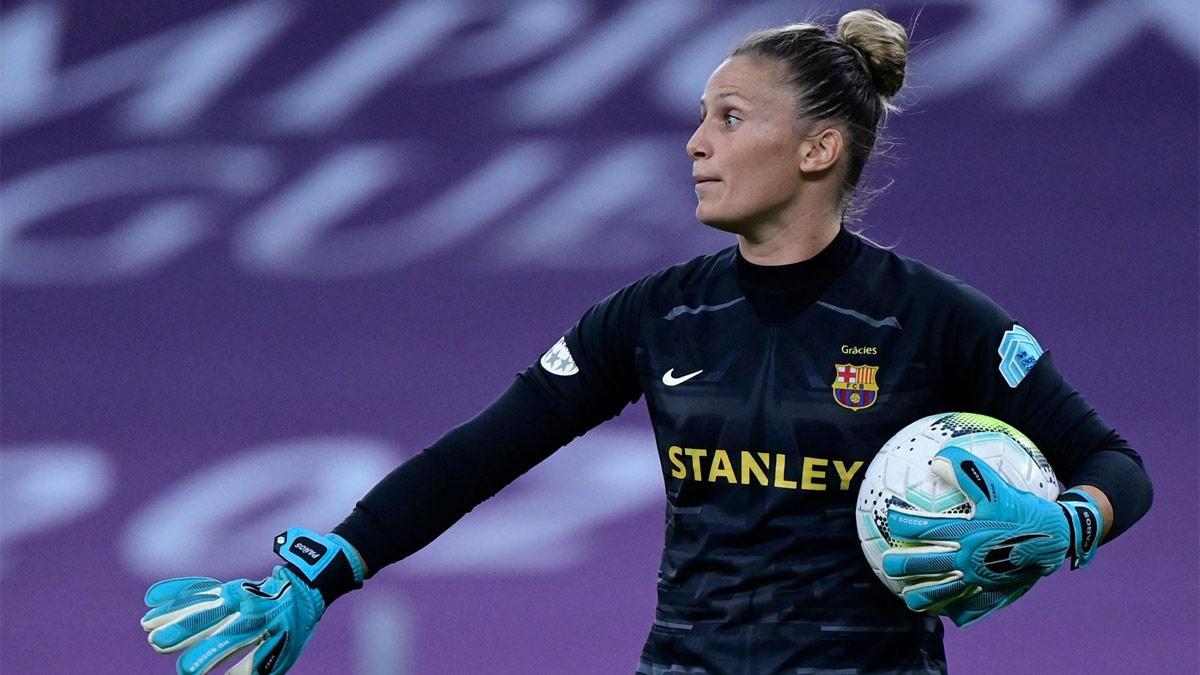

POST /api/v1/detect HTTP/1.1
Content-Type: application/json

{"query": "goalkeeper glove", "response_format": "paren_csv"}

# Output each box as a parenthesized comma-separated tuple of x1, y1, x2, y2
(141, 528, 365, 674)
(880, 445, 1103, 627)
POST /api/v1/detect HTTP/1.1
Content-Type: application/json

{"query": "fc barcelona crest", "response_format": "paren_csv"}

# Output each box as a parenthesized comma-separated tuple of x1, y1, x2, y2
(832, 363, 879, 411)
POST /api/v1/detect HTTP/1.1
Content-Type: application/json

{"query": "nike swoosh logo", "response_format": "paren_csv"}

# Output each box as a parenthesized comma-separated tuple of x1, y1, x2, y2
(983, 533, 1052, 574)
(242, 580, 290, 600)
(662, 368, 703, 386)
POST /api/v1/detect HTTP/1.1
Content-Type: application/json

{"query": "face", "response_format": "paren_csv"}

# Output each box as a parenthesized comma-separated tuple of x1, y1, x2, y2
(687, 56, 821, 233)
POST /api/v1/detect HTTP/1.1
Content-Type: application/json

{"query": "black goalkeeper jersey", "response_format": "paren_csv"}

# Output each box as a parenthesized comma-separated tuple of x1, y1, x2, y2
(335, 227, 1151, 674)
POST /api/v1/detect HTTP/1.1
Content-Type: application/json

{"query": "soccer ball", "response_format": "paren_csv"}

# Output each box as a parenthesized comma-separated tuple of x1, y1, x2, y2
(855, 412, 1059, 596)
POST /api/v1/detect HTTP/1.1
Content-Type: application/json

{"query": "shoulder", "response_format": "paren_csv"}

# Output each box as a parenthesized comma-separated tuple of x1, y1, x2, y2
(854, 239, 973, 298)
(573, 246, 737, 331)
(607, 246, 737, 310)
(652, 245, 736, 289)
(853, 238, 1012, 327)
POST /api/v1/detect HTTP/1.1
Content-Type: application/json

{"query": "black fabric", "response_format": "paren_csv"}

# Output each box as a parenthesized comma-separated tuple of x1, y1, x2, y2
(919, 272, 1150, 543)
(305, 552, 362, 607)
(734, 226, 859, 324)
(1065, 448, 1153, 540)
(273, 535, 363, 606)
(333, 375, 579, 577)
(332, 227, 1152, 673)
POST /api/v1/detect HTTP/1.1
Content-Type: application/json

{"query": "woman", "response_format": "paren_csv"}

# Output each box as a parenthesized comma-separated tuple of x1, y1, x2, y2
(140, 10, 1152, 674)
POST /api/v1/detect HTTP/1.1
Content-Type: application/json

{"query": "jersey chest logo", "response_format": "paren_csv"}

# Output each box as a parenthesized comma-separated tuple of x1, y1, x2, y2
(832, 363, 879, 411)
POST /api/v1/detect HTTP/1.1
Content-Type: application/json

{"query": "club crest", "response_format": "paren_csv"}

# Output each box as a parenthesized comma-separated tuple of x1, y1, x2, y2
(832, 363, 879, 411)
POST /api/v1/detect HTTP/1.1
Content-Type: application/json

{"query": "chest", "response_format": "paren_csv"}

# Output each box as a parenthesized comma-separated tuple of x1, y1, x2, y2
(635, 298, 940, 465)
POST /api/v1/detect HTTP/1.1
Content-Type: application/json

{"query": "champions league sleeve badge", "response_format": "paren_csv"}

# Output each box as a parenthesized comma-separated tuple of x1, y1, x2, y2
(540, 336, 579, 376)
(833, 363, 879, 411)
(997, 324, 1044, 388)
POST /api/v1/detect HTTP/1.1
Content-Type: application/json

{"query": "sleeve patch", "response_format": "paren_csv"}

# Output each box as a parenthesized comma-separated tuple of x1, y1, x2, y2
(540, 336, 579, 376)
(997, 324, 1044, 388)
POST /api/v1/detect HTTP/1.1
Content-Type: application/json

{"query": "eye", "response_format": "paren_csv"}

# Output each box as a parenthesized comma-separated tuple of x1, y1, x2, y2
(723, 113, 742, 128)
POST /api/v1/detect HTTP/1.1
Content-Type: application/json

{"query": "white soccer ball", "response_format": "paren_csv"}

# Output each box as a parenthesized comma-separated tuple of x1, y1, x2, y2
(855, 412, 1059, 596)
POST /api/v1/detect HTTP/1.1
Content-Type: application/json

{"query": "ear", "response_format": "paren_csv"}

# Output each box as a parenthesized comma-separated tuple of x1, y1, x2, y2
(798, 125, 843, 174)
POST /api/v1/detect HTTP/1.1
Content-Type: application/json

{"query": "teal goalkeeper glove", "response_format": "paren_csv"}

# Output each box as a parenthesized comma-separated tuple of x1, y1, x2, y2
(880, 446, 1103, 627)
(141, 528, 365, 674)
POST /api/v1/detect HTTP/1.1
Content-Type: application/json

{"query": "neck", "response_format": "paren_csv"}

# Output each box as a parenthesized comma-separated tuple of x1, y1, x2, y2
(735, 204, 842, 265)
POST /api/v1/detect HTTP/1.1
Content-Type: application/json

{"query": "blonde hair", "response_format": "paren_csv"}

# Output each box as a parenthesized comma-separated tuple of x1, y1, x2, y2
(731, 9, 910, 222)
(837, 9, 908, 103)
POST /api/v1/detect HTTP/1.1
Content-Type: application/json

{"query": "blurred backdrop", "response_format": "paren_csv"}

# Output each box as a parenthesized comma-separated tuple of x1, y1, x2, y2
(1, 1, 1197, 673)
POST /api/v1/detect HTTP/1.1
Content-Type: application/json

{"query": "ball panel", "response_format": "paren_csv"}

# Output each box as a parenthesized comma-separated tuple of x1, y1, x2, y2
(854, 413, 1060, 597)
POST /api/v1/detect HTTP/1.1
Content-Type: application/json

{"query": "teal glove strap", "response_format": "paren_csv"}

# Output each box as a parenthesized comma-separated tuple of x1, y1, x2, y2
(141, 528, 365, 674)
(274, 528, 366, 606)
(880, 446, 1104, 627)
(1056, 487, 1103, 570)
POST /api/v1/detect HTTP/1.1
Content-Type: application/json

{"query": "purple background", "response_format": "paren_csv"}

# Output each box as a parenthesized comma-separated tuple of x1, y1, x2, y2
(2, 1, 1197, 673)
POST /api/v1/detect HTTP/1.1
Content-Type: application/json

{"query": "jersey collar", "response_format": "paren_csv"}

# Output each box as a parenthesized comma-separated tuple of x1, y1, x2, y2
(734, 226, 860, 295)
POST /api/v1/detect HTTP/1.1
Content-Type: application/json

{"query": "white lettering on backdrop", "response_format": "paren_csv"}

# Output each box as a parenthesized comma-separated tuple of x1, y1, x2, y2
(1, 0, 1195, 284)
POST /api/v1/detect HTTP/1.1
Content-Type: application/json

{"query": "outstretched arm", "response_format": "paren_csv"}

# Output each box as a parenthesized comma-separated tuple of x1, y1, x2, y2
(335, 275, 651, 575)
(140, 273, 651, 674)
(332, 372, 602, 575)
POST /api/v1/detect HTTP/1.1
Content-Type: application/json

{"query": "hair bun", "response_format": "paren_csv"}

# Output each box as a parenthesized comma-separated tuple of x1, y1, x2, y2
(836, 9, 908, 99)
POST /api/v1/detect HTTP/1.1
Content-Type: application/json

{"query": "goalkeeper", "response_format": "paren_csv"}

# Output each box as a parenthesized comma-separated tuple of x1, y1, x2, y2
(140, 8, 1152, 674)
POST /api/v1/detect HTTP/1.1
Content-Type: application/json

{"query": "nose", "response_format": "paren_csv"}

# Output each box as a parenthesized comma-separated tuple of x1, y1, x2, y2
(687, 123, 709, 160)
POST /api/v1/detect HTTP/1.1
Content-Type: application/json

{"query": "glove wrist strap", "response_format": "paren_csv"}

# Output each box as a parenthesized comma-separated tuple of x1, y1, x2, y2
(1056, 488, 1103, 570)
(274, 527, 365, 606)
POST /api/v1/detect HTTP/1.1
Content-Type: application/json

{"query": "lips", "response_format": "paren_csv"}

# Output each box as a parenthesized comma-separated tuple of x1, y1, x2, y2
(693, 175, 720, 185)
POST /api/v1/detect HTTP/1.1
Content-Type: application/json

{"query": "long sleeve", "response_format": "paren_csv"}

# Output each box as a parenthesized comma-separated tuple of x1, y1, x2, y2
(933, 281, 1153, 542)
(332, 275, 652, 576)
(332, 375, 584, 576)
